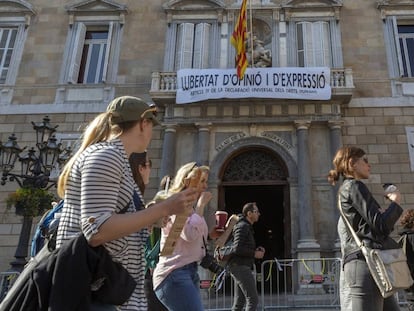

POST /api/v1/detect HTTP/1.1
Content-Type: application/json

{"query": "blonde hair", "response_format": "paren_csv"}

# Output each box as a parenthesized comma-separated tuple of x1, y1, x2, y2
(146, 190, 168, 208)
(57, 112, 138, 198)
(169, 162, 210, 194)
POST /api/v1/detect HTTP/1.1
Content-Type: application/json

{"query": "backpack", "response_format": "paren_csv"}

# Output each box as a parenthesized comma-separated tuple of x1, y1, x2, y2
(30, 195, 135, 257)
(214, 237, 234, 262)
(213, 214, 239, 263)
(30, 199, 64, 257)
(144, 227, 161, 273)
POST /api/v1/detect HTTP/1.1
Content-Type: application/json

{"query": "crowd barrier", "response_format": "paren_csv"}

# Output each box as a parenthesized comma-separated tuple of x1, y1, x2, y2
(201, 257, 411, 311)
(0, 257, 410, 310)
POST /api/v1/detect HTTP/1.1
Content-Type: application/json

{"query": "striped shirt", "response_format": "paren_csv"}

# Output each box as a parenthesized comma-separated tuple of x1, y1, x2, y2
(56, 138, 148, 310)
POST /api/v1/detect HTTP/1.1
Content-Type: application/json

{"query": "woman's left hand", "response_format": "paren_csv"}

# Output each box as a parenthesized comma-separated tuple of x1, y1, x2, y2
(195, 191, 212, 215)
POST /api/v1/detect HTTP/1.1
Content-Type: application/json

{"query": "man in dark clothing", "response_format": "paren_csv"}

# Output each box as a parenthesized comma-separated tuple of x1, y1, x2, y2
(227, 202, 265, 311)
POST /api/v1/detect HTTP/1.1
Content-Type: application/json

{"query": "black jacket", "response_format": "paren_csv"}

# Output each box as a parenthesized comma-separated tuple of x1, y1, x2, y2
(339, 178, 403, 259)
(228, 216, 256, 267)
(399, 230, 414, 276)
(0, 235, 136, 311)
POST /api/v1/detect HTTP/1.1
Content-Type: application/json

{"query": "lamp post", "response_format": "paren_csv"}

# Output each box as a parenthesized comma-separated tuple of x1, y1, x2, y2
(0, 116, 71, 271)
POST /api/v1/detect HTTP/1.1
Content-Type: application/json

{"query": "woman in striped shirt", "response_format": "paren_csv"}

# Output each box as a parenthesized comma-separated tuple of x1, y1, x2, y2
(56, 96, 198, 311)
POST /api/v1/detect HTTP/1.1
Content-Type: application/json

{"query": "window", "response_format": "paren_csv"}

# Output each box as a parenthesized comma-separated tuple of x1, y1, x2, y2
(283, 0, 343, 68)
(397, 25, 414, 78)
(296, 21, 331, 67)
(162, 1, 222, 72)
(64, 21, 119, 84)
(380, 2, 414, 82)
(175, 23, 211, 70)
(286, 18, 340, 68)
(168, 21, 217, 71)
(0, 27, 18, 84)
(78, 29, 108, 84)
(61, 0, 126, 85)
(0, 0, 33, 88)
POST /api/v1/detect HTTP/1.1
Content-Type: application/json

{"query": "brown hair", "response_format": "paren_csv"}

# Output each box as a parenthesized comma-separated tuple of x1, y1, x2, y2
(327, 146, 365, 186)
(400, 209, 414, 229)
(129, 152, 148, 194)
(242, 202, 257, 216)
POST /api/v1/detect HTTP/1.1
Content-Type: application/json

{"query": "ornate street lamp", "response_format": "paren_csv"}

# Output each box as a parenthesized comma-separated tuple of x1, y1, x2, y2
(0, 116, 72, 271)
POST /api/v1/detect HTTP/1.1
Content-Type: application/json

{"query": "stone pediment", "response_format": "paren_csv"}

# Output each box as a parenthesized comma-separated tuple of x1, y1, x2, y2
(282, 0, 342, 20)
(377, 0, 414, 6)
(282, 0, 343, 8)
(163, 0, 225, 11)
(0, 0, 35, 15)
(66, 0, 127, 14)
(377, 0, 414, 18)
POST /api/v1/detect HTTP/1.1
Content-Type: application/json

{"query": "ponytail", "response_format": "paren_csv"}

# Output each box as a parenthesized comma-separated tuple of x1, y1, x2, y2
(57, 112, 114, 198)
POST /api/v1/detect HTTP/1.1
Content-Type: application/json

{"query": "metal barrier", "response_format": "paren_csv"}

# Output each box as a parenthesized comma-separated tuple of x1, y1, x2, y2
(202, 257, 412, 310)
(0, 271, 20, 303)
(259, 258, 341, 310)
(1, 258, 409, 309)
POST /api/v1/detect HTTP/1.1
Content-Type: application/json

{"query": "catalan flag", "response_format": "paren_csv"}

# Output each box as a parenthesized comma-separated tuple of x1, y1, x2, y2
(231, 0, 248, 79)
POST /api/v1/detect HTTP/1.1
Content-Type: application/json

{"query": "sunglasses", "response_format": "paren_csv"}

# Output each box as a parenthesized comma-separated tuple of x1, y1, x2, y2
(140, 106, 157, 118)
(185, 162, 198, 178)
(361, 155, 369, 164)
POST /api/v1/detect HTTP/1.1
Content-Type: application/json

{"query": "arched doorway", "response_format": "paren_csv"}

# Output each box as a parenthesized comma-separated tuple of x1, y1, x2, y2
(218, 147, 291, 261)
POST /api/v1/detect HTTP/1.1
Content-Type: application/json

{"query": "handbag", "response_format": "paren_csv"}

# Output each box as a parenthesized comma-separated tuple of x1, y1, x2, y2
(338, 196, 414, 298)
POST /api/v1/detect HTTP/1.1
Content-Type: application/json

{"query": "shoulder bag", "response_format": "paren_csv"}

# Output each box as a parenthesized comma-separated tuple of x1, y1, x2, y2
(338, 196, 413, 298)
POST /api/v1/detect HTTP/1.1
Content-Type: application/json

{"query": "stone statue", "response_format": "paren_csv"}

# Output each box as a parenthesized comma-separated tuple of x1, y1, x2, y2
(246, 33, 272, 67)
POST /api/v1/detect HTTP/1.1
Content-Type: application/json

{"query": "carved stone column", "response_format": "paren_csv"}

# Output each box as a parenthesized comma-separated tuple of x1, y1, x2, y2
(295, 120, 322, 294)
(295, 121, 319, 248)
(329, 120, 344, 258)
(159, 124, 177, 184)
(195, 122, 212, 166)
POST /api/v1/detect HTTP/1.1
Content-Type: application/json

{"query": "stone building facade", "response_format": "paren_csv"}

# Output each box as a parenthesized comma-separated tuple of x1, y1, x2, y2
(0, 0, 413, 272)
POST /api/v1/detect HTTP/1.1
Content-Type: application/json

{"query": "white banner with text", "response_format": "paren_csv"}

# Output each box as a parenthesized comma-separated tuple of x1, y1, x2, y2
(176, 67, 331, 104)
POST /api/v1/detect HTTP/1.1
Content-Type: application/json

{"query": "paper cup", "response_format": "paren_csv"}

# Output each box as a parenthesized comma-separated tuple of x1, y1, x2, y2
(215, 211, 228, 230)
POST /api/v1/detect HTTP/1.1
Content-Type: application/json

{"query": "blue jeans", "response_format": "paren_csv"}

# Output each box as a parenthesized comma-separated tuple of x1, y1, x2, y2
(228, 264, 258, 311)
(344, 259, 400, 311)
(155, 262, 203, 311)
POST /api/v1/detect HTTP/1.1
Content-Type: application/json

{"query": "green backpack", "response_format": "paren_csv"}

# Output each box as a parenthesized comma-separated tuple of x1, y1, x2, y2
(145, 228, 161, 273)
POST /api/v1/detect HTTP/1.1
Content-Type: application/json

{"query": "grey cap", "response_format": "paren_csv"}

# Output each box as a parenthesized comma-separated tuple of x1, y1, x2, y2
(106, 96, 160, 126)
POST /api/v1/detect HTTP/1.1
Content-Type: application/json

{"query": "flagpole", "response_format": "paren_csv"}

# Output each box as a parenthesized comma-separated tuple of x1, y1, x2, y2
(249, 0, 253, 68)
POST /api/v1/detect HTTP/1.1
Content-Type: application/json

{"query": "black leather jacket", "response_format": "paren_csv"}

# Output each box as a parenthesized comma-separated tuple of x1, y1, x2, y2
(339, 178, 403, 259)
(228, 216, 256, 267)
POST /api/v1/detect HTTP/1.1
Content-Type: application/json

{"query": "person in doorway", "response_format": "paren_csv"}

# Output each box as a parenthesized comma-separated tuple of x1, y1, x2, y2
(399, 209, 414, 310)
(153, 162, 211, 311)
(56, 96, 198, 310)
(227, 202, 265, 311)
(328, 146, 403, 311)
